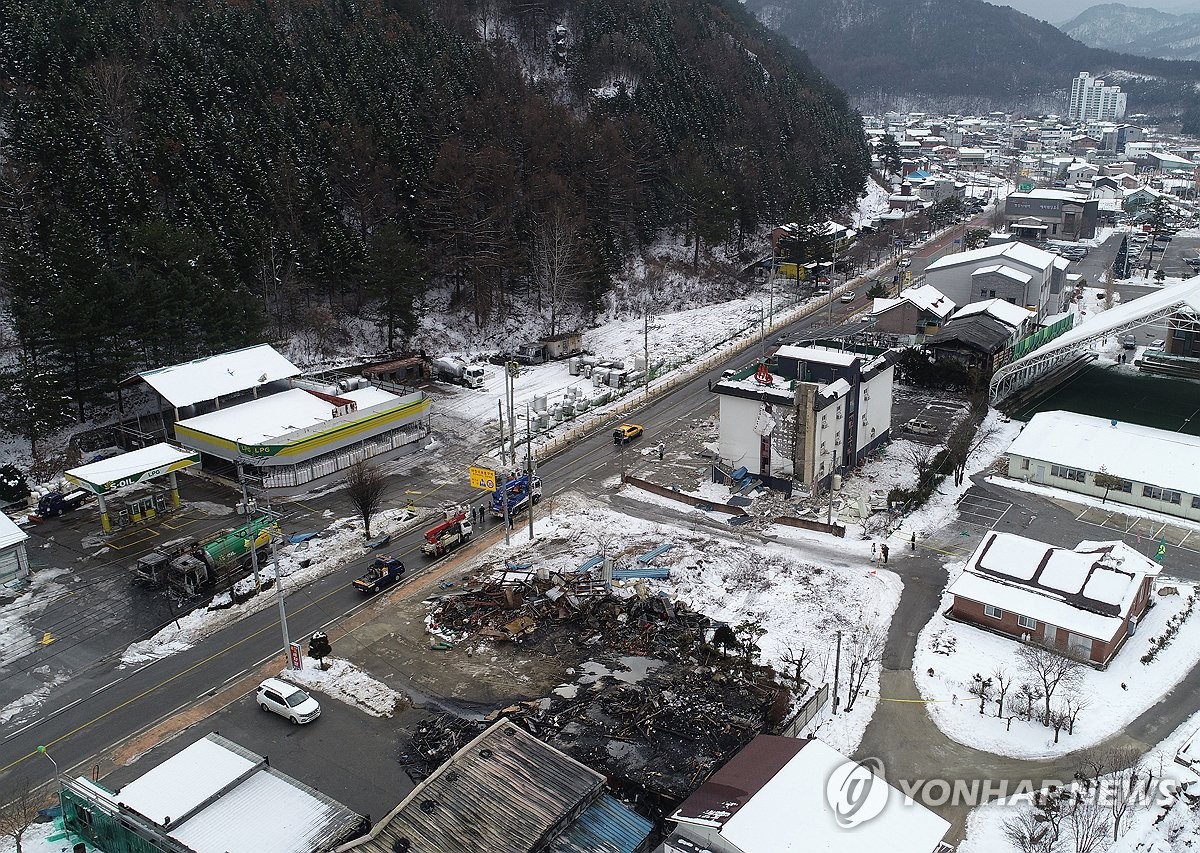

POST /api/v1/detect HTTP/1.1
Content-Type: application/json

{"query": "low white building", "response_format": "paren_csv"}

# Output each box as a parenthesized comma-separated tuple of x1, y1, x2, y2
(714, 348, 895, 487)
(1005, 411, 1200, 522)
(662, 735, 949, 853)
(0, 513, 29, 588)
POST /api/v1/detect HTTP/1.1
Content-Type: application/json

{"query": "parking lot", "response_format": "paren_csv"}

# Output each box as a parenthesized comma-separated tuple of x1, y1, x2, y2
(1074, 505, 1200, 555)
(955, 490, 1013, 530)
(892, 386, 971, 445)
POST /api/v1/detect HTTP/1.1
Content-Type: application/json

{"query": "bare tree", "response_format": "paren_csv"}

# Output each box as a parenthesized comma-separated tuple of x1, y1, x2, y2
(994, 667, 1014, 717)
(0, 778, 41, 853)
(969, 672, 993, 715)
(1017, 643, 1085, 727)
(1105, 749, 1144, 840)
(1049, 704, 1070, 743)
(902, 443, 940, 487)
(531, 205, 584, 338)
(1003, 808, 1058, 853)
(844, 625, 886, 712)
(1093, 468, 1127, 505)
(344, 461, 388, 540)
(1065, 792, 1110, 853)
(1063, 690, 1088, 735)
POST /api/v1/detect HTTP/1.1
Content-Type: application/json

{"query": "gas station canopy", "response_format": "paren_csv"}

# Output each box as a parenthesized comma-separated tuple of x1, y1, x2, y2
(66, 443, 200, 495)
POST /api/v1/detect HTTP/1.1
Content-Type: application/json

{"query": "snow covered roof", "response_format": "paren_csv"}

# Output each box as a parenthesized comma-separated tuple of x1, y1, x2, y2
(1011, 189, 1089, 202)
(671, 736, 949, 853)
(925, 241, 1057, 275)
(66, 443, 200, 495)
(175, 387, 401, 444)
(901, 283, 955, 316)
(950, 532, 1160, 640)
(952, 299, 1034, 329)
(1006, 410, 1200, 494)
(774, 346, 858, 367)
(107, 733, 363, 853)
(0, 513, 28, 552)
(138, 345, 301, 409)
(971, 264, 1033, 285)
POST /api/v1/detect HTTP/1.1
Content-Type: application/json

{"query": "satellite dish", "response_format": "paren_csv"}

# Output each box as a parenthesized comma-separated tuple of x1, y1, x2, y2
(1111, 419, 1118, 428)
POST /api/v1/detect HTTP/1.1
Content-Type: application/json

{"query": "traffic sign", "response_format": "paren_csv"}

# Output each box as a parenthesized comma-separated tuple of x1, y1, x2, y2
(1018, 181, 1033, 193)
(469, 465, 498, 491)
(289, 642, 303, 670)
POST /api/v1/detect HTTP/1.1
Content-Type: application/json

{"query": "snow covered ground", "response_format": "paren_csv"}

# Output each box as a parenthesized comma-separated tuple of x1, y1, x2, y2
(959, 706, 1200, 853)
(914, 581, 1200, 760)
(119, 507, 425, 665)
(446, 496, 904, 755)
(281, 657, 403, 718)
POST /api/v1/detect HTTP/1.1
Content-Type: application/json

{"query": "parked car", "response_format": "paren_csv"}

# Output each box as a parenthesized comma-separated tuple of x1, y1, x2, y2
(1154, 234, 1172, 243)
(903, 419, 936, 435)
(1187, 257, 1200, 269)
(1121, 334, 1137, 349)
(256, 678, 321, 724)
(1150, 339, 1166, 350)
(612, 423, 644, 444)
(840, 291, 856, 303)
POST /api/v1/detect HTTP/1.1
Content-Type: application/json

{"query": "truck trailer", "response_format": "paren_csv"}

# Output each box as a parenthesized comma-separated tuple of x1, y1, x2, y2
(432, 357, 486, 389)
(134, 516, 277, 596)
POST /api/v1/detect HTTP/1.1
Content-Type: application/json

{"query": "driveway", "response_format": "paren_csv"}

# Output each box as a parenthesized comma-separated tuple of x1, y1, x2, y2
(857, 474, 1200, 843)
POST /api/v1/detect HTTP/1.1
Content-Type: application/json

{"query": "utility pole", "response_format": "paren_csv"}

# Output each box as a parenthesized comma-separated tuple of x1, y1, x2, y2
(271, 533, 293, 670)
(502, 482, 510, 547)
(526, 402, 535, 542)
(507, 360, 518, 464)
(643, 301, 650, 396)
(238, 460, 262, 592)
(497, 400, 507, 466)
(832, 630, 843, 714)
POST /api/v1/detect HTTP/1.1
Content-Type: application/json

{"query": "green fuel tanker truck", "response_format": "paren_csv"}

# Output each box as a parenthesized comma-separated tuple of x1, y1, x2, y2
(134, 516, 277, 596)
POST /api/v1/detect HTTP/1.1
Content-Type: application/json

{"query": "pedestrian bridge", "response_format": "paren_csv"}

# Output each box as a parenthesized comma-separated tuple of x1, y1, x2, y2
(990, 276, 1200, 404)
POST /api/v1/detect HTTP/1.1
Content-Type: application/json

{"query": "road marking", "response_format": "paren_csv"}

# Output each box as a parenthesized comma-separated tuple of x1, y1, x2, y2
(90, 679, 120, 696)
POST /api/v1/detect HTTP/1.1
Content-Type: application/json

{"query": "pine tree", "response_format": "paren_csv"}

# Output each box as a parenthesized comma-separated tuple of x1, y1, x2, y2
(1112, 236, 1130, 279)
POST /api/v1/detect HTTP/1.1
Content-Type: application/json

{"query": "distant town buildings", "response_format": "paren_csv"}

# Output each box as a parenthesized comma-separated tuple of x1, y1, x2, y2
(1069, 72, 1127, 123)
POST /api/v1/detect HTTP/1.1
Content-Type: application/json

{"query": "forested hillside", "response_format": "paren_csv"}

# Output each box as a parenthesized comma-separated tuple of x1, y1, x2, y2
(0, 0, 869, 431)
(747, 0, 1200, 127)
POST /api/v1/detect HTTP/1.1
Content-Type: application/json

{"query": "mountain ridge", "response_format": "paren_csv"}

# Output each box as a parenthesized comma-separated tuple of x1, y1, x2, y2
(1060, 3, 1200, 62)
(743, 0, 1200, 129)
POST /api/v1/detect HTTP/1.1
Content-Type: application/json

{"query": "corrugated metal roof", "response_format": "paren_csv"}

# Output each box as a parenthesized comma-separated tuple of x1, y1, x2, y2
(138, 344, 300, 409)
(546, 794, 653, 853)
(337, 719, 604, 853)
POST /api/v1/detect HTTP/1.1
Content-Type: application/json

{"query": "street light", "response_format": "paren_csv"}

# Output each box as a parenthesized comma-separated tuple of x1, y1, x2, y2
(37, 744, 59, 779)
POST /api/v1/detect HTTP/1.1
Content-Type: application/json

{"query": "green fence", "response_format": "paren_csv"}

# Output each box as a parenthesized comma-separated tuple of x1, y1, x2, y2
(1011, 314, 1075, 361)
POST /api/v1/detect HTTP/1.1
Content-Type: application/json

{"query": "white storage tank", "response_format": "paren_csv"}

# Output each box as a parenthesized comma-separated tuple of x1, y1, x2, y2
(832, 473, 843, 491)
(568, 357, 581, 376)
(533, 394, 547, 412)
(634, 353, 647, 373)
(537, 411, 551, 430)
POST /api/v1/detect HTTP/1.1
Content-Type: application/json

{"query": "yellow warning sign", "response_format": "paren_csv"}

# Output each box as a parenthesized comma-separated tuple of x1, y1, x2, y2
(469, 466, 498, 491)
(40, 632, 55, 646)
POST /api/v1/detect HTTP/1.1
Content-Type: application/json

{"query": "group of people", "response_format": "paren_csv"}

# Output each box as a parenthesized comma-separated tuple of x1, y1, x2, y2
(870, 533, 918, 564)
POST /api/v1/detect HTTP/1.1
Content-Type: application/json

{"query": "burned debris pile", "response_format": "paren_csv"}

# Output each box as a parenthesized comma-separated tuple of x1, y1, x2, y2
(414, 565, 790, 813)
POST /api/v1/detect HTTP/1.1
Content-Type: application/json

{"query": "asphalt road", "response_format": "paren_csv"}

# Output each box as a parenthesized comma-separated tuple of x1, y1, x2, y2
(0, 281, 884, 792)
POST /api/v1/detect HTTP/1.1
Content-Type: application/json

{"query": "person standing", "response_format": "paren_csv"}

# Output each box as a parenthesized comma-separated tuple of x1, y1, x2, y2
(910, 532, 916, 551)
(881, 543, 889, 564)
(870, 542, 877, 563)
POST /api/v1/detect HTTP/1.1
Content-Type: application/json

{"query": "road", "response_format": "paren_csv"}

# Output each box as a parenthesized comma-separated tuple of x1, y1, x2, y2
(0, 280, 886, 791)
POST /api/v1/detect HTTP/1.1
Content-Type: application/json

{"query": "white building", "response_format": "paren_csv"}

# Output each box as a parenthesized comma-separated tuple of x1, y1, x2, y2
(0, 514, 29, 588)
(662, 735, 950, 853)
(714, 348, 895, 488)
(1069, 72, 1127, 123)
(1005, 411, 1200, 522)
(923, 242, 1066, 317)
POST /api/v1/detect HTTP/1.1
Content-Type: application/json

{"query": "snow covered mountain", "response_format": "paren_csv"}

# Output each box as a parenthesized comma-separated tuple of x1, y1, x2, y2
(1060, 3, 1200, 61)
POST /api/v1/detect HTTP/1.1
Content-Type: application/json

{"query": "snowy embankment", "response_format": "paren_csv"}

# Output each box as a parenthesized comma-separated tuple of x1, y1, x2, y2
(474, 497, 903, 755)
(914, 581, 1200, 760)
(119, 507, 424, 665)
(959, 705, 1200, 853)
(281, 657, 403, 718)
